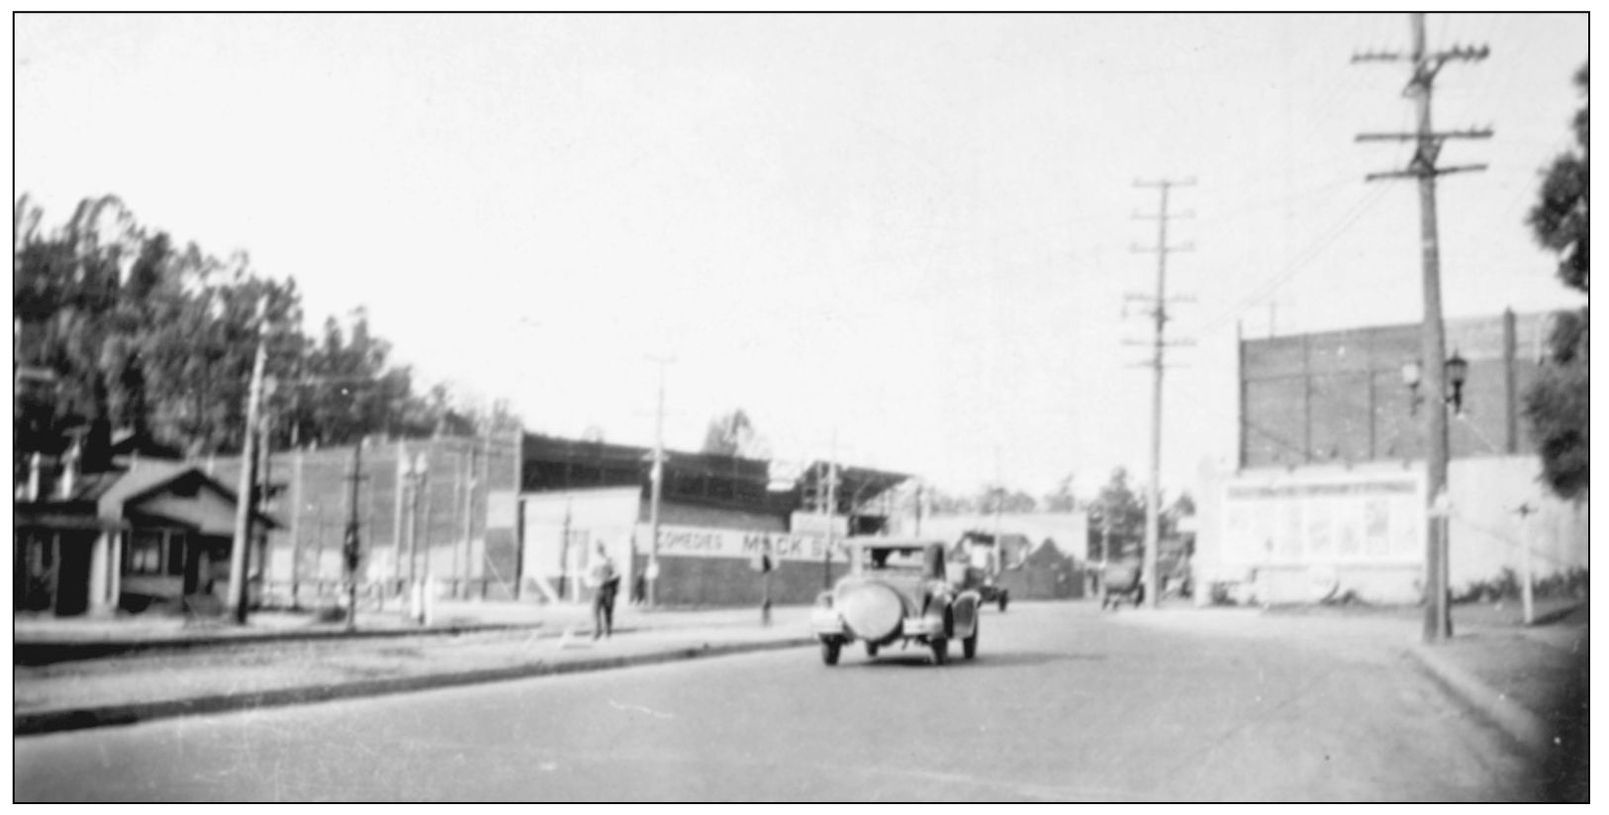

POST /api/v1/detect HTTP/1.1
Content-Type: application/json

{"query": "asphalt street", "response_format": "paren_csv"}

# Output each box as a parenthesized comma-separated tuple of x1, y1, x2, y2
(14, 602, 1542, 802)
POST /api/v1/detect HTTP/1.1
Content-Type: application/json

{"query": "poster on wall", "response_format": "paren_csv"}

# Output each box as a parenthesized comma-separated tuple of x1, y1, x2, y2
(1220, 471, 1425, 566)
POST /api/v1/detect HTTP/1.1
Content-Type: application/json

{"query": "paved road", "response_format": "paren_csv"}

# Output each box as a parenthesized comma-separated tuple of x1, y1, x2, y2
(15, 603, 1542, 801)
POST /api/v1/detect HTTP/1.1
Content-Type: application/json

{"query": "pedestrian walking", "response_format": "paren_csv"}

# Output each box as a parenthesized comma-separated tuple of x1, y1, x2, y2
(587, 544, 620, 639)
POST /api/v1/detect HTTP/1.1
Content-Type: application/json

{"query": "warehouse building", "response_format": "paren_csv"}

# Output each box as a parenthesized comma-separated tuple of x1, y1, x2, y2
(1194, 310, 1588, 605)
(517, 433, 910, 607)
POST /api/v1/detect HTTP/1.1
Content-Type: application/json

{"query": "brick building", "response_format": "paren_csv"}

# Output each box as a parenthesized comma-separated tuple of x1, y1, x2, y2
(1196, 310, 1588, 605)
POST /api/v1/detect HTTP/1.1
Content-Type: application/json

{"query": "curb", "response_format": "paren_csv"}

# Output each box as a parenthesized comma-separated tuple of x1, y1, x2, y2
(14, 635, 817, 737)
(1405, 644, 1552, 754)
(1527, 600, 1587, 628)
(13, 621, 550, 666)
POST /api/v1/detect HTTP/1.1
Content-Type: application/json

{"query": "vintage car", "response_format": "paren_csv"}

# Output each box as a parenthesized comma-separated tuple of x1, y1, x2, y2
(952, 532, 1011, 612)
(1098, 558, 1145, 610)
(811, 538, 981, 666)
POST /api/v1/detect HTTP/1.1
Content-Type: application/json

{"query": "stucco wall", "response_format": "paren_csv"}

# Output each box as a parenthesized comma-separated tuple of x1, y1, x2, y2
(1194, 454, 1587, 605)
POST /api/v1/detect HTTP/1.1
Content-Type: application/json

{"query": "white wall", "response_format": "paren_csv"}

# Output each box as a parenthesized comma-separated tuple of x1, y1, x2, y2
(1195, 455, 1589, 604)
(1447, 456, 1589, 587)
(521, 487, 641, 601)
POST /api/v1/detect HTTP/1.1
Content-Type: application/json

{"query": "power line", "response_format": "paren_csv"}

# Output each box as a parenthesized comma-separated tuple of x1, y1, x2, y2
(1186, 183, 1392, 337)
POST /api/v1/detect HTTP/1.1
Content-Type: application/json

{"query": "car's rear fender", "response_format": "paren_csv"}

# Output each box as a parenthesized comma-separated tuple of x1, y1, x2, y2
(949, 591, 980, 639)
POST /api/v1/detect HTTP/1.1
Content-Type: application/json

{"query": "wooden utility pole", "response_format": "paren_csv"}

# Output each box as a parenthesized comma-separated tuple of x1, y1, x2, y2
(228, 314, 269, 625)
(1130, 178, 1195, 609)
(289, 448, 304, 609)
(1355, 13, 1490, 644)
(645, 355, 674, 610)
(343, 438, 366, 631)
(459, 444, 477, 599)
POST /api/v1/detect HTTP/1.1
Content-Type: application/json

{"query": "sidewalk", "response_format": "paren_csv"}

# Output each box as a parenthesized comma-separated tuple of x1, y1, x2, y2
(1112, 597, 1589, 762)
(14, 601, 816, 736)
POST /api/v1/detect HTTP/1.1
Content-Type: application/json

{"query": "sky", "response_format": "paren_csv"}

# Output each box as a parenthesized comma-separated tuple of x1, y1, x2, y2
(13, 12, 1590, 500)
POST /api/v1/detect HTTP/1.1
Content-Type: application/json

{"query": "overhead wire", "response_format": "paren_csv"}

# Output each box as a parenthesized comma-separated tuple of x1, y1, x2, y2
(1185, 183, 1393, 338)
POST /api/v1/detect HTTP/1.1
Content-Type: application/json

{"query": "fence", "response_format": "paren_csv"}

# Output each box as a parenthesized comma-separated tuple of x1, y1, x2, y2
(207, 431, 524, 608)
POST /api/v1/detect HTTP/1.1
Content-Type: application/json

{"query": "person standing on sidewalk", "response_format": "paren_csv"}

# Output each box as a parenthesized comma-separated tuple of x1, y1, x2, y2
(587, 544, 621, 639)
(753, 543, 774, 626)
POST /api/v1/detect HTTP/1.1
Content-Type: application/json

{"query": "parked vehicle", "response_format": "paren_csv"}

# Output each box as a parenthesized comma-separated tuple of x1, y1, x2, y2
(811, 538, 981, 666)
(1099, 559, 1145, 610)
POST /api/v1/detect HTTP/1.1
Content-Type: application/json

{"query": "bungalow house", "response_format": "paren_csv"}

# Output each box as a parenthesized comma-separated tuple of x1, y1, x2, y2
(13, 457, 278, 617)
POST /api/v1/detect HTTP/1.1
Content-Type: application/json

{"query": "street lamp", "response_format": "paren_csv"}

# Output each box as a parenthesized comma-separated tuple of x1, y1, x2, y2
(1445, 351, 1469, 414)
(1401, 351, 1470, 416)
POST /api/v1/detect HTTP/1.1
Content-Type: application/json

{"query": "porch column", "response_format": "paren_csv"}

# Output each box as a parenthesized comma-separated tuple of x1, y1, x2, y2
(87, 530, 113, 616)
(109, 531, 123, 610)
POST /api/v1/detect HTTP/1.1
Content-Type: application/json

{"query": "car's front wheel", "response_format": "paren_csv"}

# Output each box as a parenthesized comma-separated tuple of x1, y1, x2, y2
(821, 638, 842, 666)
(930, 637, 949, 665)
(963, 621, 978, 659)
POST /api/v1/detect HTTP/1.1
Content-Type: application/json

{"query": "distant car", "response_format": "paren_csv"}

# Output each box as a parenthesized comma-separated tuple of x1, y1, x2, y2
(957, 565, 1010, 612)
(811, 538, 981, 666)
(1098, 559, 1145, 610)
(954, 532, 1010, 612)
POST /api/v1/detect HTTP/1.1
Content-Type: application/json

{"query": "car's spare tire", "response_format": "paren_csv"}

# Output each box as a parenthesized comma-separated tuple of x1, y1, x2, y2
(837, 582, 905, 642)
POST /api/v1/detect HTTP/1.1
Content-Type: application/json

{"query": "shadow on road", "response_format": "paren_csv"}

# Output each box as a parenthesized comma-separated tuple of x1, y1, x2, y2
(842, 650, 1107, 669)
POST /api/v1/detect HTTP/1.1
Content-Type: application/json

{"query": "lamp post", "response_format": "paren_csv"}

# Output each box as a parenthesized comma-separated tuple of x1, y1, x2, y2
(1401, 350, 1470, 642)
(1402, 351, 1469, 416)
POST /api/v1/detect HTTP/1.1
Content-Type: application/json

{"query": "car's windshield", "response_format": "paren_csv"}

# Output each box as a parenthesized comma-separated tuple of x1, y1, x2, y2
(862, 547, 929, 573)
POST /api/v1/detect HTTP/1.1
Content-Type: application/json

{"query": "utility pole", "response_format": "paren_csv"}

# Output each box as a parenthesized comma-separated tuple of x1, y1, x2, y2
(343, 438, 367, 631)
(1130, 178, 1195, 609)
(645, 355, 674, 610)
(1355, 13, 1490, 644)
(228, 303, 269, 625)
(459, 444, 476, 600)
(992, 445, 1003, 571)
(913, 482, 923, 536)
(393, 440, 409, 599)
(823, 433, 839, 590)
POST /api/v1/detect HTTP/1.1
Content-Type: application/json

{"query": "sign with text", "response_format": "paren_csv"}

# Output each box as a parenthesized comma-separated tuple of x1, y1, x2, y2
(789, 511, 848, 537)
(639, 524, 849, 563)
(1219, 470, 1425, 567)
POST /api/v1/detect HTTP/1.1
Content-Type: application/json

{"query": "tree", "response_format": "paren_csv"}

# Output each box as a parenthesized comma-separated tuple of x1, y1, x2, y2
(1525, 311, 1589, 499)
(1524, 63, 1589, 500)
(1087, 469, 1152, 565)
(978, 485, 1037, 514)
(1042, 473, 1078, 513)
(14, 196, 480, 464)
(1087, 468, 1144, 562)
(1527, 64, 1589, 295)
(701, 409, 765, 457)
(1161, 491, 1197, 555)
(923, 486, 974, 516)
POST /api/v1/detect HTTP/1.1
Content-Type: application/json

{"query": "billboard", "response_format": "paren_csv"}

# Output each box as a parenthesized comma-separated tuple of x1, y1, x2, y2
(1219, 469, 1425, 567)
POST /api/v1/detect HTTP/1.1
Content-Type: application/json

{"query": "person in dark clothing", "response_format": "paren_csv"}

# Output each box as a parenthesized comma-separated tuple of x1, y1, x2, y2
(587, 544, 620, 639)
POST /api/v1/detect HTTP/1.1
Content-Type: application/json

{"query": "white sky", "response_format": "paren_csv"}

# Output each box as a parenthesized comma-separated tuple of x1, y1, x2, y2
(13, 12, 1590, 499)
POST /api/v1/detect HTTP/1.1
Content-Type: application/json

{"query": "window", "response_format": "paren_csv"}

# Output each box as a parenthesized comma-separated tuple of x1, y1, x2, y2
(126, 530, 166, 575)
